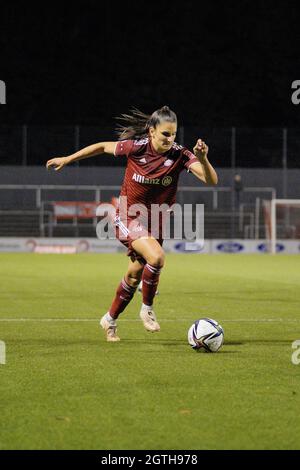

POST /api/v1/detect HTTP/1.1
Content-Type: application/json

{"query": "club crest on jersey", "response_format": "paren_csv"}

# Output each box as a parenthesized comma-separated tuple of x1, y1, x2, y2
(164, 159, 173, 167)
(162, 176, 173, 186)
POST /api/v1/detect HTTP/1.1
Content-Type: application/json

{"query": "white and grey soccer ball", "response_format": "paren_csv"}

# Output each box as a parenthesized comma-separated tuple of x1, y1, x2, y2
(188, 318, 224, 352)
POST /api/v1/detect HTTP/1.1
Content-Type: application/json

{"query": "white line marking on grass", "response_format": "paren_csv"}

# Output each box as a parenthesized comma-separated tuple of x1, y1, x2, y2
(0, 318, 300, 323)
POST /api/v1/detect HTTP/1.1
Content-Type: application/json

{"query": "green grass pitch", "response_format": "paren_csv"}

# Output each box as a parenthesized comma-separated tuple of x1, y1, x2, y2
(0, 253, 300, 450)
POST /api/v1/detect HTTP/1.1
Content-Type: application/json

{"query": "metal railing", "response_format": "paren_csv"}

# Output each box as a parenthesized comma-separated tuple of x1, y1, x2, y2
(0, 184, 277, 239)
(0, 184, 276, 209)
(1, 126, 300, 173)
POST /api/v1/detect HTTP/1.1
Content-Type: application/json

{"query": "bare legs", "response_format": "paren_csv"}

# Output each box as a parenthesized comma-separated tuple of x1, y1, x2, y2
(101, 237, 164, 340)
(109, 238, 164, 317)
(131, 238, 165, 271)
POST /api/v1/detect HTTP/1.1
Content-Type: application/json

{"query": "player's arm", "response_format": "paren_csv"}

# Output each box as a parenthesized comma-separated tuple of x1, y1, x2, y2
(46, 142, 118, 171)
(189, 139, 218, 185)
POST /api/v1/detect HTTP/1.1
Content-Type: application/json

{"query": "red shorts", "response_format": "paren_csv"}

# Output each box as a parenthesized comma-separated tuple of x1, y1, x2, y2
(114, 216, 163, 263)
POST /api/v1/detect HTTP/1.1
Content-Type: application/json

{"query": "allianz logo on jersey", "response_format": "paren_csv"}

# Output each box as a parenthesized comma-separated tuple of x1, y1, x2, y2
(132, 173, 173, 186)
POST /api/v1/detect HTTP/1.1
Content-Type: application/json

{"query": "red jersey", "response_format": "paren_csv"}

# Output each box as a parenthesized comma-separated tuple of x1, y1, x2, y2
(114, 137, 199, 210)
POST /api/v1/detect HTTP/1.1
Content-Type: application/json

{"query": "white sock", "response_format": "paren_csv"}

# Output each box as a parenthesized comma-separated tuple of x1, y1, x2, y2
(105, 312, 116, 324)
(142, 303, 153, 309)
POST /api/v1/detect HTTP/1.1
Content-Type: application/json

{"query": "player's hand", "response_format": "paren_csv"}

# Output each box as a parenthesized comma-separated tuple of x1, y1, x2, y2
(193, 139, 209, 162)
(46, 157, 69, 171)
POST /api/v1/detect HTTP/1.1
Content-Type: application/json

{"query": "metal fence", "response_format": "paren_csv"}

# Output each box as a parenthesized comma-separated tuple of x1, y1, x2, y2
(0, 184, 276, 239)
(1, 125, 300, 171)
(0, 183, 276, 210)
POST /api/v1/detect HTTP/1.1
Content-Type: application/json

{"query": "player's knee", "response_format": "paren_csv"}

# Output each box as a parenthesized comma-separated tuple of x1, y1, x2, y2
(148, 250, 165, 268)
(125, 270, 143, 288)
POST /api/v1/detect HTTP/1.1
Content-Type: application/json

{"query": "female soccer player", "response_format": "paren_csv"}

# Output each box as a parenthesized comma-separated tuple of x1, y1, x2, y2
(46, 106, 218, 342)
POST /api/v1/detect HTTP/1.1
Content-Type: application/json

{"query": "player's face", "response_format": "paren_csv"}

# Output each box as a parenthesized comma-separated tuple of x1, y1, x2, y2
(150, 122, 177, 153)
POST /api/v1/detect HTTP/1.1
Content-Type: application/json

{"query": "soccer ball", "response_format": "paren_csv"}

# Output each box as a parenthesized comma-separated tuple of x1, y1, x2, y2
(188, 318, 224, 352)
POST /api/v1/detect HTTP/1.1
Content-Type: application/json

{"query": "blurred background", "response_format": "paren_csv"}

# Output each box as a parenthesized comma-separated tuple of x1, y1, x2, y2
(0, 0, 300, 250)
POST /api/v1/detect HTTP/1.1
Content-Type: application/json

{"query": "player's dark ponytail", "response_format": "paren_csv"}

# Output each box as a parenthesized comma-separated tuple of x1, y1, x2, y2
(116, 105, 177, 140)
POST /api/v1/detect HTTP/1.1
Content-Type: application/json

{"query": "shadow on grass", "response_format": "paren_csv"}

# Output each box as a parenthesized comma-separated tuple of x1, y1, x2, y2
(225, 339, 294, 346)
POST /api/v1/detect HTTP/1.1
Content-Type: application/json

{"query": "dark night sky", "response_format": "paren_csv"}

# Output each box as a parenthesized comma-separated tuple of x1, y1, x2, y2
(0, 6, 299, 451)
(1, 0, 300, 127)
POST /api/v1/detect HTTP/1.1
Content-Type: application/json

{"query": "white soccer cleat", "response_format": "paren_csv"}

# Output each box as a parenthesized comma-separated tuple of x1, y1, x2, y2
(139, 305, 160, 332)
(100, 315, 120, 342)
(138, 281, 159, 295)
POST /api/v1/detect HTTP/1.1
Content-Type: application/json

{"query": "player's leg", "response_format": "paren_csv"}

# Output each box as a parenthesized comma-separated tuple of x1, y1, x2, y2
(138, 280, 159, 295)
(131, 237, 164, 332)
(125, 258, 145, 288)
(100, 259, 144, 342)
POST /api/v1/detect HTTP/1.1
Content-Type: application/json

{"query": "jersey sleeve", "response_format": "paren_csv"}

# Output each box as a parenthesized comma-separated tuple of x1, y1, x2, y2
(182, 148, 200, 171)
(114, 140, 134, 158)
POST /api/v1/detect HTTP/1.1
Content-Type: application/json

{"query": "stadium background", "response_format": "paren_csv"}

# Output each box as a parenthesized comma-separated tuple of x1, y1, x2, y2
(0, 0, 300, 452)
(1, 1, 300, 248)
